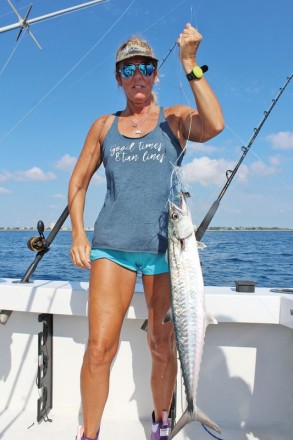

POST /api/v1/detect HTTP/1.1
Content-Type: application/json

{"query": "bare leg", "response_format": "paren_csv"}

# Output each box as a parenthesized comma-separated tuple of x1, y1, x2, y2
(143, 273, 177, 423)
(81, 259, 137, 438)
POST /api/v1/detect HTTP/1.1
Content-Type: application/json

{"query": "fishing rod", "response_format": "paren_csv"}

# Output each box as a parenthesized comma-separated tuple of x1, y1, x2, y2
(195, 73, 293, 242)
(20, 205, 69, 283)
(0, 205, 69, 324)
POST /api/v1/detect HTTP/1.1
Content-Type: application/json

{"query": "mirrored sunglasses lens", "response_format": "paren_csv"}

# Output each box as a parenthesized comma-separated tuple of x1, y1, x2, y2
(121, 65, 136, 78)
(139, 64, 154, 76)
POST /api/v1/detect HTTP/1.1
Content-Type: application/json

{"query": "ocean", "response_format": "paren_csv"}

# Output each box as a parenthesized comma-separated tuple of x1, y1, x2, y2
(0, 230, 292, 288)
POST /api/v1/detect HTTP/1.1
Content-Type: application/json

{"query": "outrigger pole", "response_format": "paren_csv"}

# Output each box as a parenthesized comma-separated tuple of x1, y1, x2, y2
(1, 0, 108, 49)
(195, 73, 293, 242)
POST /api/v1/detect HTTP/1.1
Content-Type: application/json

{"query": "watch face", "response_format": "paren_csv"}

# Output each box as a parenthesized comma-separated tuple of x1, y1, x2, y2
(193, 66, 203, 79)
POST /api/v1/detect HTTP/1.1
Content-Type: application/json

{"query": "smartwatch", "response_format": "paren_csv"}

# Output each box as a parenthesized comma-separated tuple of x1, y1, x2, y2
(186, 65, 208, 81)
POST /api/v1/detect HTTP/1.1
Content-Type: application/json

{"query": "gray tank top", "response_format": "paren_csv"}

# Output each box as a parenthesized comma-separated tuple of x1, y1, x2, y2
(92, 107, 183, 253)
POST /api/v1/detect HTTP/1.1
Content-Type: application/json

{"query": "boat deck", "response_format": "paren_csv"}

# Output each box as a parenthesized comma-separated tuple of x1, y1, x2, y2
(1, 411, 292, 440)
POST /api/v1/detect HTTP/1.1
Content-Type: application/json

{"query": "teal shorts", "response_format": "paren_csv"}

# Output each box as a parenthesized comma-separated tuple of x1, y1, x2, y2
(90, 248, 169, 275)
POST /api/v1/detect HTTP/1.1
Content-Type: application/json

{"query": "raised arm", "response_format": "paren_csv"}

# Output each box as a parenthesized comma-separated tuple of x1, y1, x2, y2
(176, 23, 224, 143)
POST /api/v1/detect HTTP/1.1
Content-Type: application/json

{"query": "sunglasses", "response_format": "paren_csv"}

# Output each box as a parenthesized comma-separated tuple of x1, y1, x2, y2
(119, 63, 156, 78)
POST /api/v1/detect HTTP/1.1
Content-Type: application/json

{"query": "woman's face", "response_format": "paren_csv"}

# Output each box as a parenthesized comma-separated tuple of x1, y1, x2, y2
(116, 56, 158, 104)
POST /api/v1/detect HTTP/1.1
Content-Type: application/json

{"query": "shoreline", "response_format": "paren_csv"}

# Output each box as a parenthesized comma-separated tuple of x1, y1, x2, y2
(1, 227, 292, 232)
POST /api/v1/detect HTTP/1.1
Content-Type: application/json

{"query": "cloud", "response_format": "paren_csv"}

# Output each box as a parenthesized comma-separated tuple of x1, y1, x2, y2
(92, 173, 106, 185)
(92, 164, 106, 185)
(269, 156, 281, 166)
(182, 153, 281, 187)
(186, 142, 219, 155)
(55, 154, 105, 184)
(0, 172, 11, 183)
(0, 187, 11, 194)
(267, 131, 293, 150)
(53, 193, 66, 199)
(14, 167, 56, 181)
(55, 154, 77, 172)
(249, 160, 277, 176)
(0, 167, 56, 182)
(182, 156, 248, 186)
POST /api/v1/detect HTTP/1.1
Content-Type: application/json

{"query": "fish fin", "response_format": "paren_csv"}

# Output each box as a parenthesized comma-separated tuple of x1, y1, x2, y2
(197, 240, 206, 249)
(168, 407, 221, 439)
(163, 308, 173, 324)
(206, 312, 218, 327)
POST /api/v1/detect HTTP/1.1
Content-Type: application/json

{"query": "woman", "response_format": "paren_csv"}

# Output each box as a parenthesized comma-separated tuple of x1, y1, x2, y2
(69, 23, 224, 440)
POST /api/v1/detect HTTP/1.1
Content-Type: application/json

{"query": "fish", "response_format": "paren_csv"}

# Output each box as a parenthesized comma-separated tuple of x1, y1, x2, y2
(167, 193, 221, 439)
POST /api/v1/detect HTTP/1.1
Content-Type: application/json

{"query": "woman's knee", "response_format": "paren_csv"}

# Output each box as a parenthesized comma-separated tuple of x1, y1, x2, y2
(85, 338, 118, 370)
(148, 325, 176, 360)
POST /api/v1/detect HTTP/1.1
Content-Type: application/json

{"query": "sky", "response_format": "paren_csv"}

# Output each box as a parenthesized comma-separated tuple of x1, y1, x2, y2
(0, 0, 292, 229)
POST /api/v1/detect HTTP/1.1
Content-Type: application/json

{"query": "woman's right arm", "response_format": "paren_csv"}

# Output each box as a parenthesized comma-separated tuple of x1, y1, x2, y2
(68, 118, 104, 269)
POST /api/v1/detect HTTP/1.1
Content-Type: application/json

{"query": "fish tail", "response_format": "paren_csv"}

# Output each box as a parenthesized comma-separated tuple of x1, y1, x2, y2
(195, 406, 221, 433)
(168, 407, 221, 439)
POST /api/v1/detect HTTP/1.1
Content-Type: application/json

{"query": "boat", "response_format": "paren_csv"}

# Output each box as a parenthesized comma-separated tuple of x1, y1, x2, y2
(1, 3, 292, 438)
(0, 277, 292, 439)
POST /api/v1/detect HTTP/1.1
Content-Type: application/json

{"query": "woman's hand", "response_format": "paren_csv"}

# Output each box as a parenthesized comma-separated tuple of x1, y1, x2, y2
(70, 234, 91, 269)
(177, 23, 202, 67)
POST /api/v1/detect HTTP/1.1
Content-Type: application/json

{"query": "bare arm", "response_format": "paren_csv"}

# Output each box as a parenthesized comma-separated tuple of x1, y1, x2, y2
(175, 23, 224, 143)
(68, 117, 105, 269)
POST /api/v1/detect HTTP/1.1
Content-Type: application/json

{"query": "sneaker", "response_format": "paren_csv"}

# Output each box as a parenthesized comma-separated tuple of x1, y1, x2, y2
(75, 425, 99, 440)
(150, 411, 171, 440)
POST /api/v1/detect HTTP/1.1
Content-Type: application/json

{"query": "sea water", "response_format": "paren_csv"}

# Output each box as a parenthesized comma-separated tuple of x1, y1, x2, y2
(0, 230, 292, 288)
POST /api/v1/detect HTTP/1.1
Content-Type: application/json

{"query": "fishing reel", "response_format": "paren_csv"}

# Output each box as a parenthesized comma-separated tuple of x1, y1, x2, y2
(27, 220, 49, 253)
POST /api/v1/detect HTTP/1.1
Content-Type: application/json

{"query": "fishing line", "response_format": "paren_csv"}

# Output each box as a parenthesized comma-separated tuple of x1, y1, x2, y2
(48, 14, 179, 100)
(0, 29, 24, 75)
(56, 0, 189, 89)
(167, 1, 206, 204)
(201, 423, 224, 440)
(0, 0, 137, 145)
(189, 0, 205, 29)
(174, 0, 207, 166)
(142, 0, 189, 34)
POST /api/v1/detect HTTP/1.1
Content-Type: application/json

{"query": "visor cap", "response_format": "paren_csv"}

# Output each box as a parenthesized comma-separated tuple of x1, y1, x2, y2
(116, 37, 158, 65)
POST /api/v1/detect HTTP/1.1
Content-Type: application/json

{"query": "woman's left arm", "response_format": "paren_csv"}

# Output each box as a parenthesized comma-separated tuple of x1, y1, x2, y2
(177, 23, 225, 143)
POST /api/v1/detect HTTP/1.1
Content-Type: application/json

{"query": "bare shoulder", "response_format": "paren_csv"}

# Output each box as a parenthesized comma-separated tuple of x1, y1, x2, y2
(78, 114, 115, 166)
(88, 113, 115, 144)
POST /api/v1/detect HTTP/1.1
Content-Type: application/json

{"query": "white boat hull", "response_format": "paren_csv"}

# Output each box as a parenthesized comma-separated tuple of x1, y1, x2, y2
(0, 279, 292, 439)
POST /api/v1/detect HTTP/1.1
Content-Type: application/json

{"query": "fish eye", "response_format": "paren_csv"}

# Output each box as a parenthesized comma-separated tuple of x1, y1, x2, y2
(171, 212, 180, 221)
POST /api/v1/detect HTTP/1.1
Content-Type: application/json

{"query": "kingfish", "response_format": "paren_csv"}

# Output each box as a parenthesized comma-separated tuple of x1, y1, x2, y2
(167, 193, 221, 439)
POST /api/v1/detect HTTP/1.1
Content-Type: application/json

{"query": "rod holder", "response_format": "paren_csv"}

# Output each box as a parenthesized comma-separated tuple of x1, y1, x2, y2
(37, 314, 53, 422)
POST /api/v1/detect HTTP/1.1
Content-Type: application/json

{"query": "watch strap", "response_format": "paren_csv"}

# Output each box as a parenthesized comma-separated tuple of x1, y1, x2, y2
(186, 64, 209, 81)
